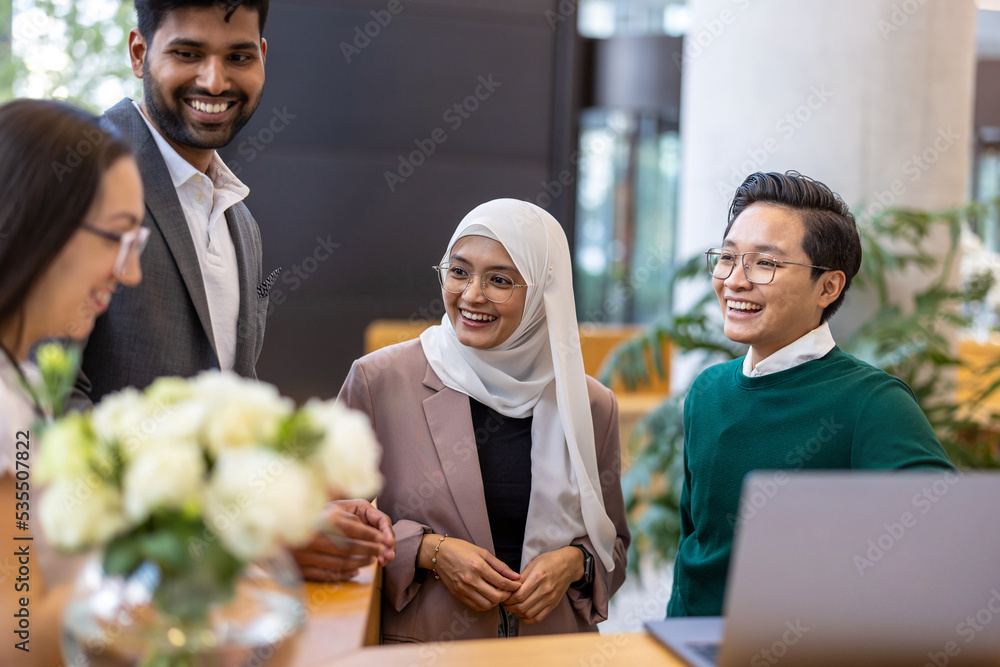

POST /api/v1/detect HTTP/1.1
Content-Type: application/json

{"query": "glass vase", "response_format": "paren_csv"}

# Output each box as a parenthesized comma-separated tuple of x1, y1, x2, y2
(61, 549, 306, 667)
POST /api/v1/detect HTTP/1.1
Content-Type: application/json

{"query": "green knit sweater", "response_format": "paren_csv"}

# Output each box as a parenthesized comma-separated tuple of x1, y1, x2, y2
(666, 347, 954, 618)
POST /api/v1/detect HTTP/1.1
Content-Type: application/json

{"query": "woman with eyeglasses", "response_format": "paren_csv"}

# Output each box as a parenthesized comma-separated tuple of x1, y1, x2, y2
(339, 199, 629, 642)
(0, 98, 145, 666)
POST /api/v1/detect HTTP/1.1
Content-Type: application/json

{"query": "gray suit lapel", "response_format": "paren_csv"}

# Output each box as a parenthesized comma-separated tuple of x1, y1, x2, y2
(106, 99, 217, 356)
(226, 208, 254, 370)
(421, 365, 495, 554)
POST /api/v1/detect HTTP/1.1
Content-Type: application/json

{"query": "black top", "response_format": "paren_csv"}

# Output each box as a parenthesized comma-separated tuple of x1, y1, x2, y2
(470, 397, 533, 573)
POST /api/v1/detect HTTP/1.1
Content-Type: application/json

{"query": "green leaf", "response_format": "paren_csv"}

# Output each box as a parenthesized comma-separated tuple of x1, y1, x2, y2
(140, 531, 188, 572)
(103, 533, 143, 578)
(273, 410, 325, 459)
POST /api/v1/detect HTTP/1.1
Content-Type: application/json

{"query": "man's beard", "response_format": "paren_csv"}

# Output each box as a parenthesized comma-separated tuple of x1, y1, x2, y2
(141, 61, 262, 150)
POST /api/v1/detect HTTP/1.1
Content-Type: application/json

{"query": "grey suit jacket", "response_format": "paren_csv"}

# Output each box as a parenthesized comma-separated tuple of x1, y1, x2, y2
(80, 98, 267, 401)
(338, 339, 630, 643)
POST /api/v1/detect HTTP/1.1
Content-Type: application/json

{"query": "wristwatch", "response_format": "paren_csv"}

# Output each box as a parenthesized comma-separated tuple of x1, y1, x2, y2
(570, 544, 594, 590)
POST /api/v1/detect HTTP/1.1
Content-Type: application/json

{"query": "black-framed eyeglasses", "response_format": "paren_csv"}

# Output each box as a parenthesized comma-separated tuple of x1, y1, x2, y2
(706, 248, 834, 285)
(433, 263, 528, 304)
(82, 224, 151, 279)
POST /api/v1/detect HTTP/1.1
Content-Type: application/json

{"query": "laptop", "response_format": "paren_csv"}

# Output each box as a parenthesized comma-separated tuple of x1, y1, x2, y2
(646, 471, 1000, 667)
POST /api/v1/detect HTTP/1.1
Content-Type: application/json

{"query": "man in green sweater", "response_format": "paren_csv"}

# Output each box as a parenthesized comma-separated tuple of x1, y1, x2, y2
(666, 171, 954, 618)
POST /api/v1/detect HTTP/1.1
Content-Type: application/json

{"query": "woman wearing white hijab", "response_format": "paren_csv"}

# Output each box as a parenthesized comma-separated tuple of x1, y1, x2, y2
(339, 199, 629, 642)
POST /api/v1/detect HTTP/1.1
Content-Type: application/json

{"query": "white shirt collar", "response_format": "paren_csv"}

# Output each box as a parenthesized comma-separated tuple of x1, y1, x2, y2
(132, 100, 249, 199)
(742, 322, 836, 377)
(205, 154, 249, 200)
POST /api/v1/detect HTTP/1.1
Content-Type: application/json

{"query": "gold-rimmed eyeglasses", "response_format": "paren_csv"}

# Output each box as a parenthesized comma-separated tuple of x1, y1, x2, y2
(706, 248, 833, 285)
(82, 224, 151, 278)
(433, 263, 528, 304)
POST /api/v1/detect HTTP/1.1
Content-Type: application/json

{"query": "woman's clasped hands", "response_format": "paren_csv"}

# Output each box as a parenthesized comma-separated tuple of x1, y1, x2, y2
(419, 534, 521, 612)
(419, 535, 584, 624)
(504, 547, 584, 624)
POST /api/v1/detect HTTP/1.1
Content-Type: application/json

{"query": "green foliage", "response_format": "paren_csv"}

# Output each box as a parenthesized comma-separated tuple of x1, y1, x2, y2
(272, 410, 325, 460)
(607, 201, 1000, 572)
(0, 1, 14, 101)
(33, 341, 80, 417)
(620, 394, 686, 567)
(10, 0, 138, 111)
(103, 510, 242, 624)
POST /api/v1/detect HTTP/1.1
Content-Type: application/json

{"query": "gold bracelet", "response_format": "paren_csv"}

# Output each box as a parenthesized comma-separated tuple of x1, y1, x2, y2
(431, 534, 448, 580)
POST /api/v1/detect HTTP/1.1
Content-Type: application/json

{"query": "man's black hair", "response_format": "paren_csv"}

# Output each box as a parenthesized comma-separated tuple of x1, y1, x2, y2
(135, 0, 269, 40)
(726, 171, 862, 323)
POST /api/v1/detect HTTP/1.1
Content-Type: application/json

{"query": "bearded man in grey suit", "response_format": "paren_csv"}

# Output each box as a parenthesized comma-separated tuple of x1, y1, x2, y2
(82, 0, 271, 399)
(82, 0, 396, 580)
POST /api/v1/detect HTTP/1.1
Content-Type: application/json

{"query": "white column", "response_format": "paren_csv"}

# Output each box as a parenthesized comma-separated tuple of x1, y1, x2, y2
(672, 0, 978, 389)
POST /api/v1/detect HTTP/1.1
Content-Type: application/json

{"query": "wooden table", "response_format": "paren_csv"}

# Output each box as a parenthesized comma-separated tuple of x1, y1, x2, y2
(334, 631, 680, 666)
(291, 565, 683, 666)
(291, 565, 381, 666)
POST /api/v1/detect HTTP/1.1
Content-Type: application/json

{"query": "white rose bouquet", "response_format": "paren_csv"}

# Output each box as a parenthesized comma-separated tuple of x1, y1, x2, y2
(33, 358, 381, 623)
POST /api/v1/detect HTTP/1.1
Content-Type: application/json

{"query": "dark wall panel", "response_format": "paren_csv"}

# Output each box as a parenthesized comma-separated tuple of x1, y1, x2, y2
(221, 0, 580, 400)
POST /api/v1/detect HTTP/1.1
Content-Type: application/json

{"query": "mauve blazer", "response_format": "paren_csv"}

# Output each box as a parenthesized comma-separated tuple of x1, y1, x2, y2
(338, 339, 630, 643)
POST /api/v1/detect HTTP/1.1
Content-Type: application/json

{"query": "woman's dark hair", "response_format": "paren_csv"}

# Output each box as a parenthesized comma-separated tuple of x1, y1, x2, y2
(0, 99, 133, 352)
(725, 171, 863, 323)
(135, 0, 270, 40)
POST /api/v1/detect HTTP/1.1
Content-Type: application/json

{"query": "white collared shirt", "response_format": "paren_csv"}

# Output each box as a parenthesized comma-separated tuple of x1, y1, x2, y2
(742, 322, 836, 377)
(134, 101, 248, 371)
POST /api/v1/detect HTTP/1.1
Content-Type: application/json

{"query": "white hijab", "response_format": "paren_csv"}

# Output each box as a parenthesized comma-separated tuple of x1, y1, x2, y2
(419, 199, 617, 571)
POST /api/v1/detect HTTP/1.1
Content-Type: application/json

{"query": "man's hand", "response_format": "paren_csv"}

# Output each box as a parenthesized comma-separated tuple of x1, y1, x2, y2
(292, 500, 395, 582)
(330, 499, 396, 564)
(504, 547, 583, 624)
(419, 535, 521, 612)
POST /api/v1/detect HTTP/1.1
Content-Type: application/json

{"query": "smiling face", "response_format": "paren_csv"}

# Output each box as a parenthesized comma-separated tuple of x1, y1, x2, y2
(129, 4, 266, 169)
(443, 235, 527, 350)
(714, 203, 845, 365)
(23, 157, 145, 348)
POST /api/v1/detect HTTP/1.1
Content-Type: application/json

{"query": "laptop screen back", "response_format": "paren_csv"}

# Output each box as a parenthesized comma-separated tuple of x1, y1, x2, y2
(718, 471, 1000, 667)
